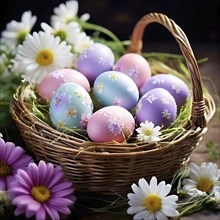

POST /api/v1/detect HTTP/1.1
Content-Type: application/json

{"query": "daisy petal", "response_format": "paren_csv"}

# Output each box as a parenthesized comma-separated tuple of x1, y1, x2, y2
(127, 206, 146, 214)
(134, 210, 149, 220)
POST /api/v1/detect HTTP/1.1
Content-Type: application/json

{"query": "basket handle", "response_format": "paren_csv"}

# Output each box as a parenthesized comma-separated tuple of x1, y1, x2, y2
(128, 12, 206, 128)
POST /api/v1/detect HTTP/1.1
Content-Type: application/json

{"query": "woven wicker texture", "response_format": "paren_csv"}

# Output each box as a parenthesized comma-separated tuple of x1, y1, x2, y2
(10, 13, 215, 195)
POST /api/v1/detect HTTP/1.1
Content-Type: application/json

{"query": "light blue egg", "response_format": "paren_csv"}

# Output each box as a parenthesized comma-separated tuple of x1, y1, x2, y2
(93, 71, 139, 110)
(49, 82, 93, 132)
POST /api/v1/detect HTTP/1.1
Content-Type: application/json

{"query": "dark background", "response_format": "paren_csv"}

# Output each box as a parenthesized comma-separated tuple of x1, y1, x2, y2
(0, 0, 219, 44)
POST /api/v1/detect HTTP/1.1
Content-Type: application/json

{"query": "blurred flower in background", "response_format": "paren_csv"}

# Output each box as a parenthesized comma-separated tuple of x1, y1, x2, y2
(0, 137, 33, 191)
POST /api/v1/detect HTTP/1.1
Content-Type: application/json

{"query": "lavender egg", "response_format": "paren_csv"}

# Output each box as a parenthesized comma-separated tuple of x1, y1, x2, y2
(87, 106, 135, 143)
(140, 74, 190, 107)
(77, 43, 115, 84)
(135, 88, 177, 129)
(38, 68, 90, 102)
(49, 82, 93, 132)
(93, 70, 139, 110)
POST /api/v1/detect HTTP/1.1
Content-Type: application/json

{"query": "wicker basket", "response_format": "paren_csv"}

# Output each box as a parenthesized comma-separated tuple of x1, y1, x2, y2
(10, 13, 215, 195)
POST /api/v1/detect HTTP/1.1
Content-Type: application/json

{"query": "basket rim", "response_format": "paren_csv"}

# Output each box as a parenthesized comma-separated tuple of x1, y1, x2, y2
(10, 83, 215, 156)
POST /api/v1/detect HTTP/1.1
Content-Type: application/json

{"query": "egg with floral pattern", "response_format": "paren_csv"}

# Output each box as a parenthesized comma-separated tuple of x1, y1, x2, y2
(38, 68, 90, 102)
(87, 106, 135, 143)
(135, 88, 177, 129)
(140, 73, 190, 107)
(113, 53, 151, 90)
(93, 70, 139, 110)
(77, 43, 115, 84)
(49, 82, 93, 132)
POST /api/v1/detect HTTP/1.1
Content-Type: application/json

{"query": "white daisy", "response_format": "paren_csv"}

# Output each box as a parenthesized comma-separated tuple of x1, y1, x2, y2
(0, 39, 17, 76)
(136, 121, 162, 142)
(213, 188, 220, 201)
(13, 31, 73, 84)
(51, 0, 90, 25)
(182, 162, 220, 196)
(72, 31, 94, 54)
(23, 84, 37, 101)
(1, 11, 36, 46)
(41, 21, 81, 45)
(127, 176, 179, 220)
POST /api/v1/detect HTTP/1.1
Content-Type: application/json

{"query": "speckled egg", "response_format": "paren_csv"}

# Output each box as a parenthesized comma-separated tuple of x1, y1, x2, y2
(49, 82, 93, 132)
(113, 53, 151, 89)
(87, 106, 135, 143)
(77, 43, 115, 84)
(135, 88, 177, 129)
(140, 73, 190, 107)
(93, 70, 139, 110)
(38, 69, 90, 102)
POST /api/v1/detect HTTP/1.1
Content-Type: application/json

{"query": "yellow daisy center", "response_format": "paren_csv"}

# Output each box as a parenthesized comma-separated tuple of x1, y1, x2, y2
(145, 194, 162, 212)
(36, 49, 54, 65)
(196, 176, 214, 193)
(54, 30, 67, 41)
(144, 129, 153, 136)
(0, 160, 11, 177)
(31, 185, 51, 203)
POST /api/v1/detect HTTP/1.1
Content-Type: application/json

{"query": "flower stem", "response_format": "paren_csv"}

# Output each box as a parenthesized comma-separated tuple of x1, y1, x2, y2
(78, 20, 126, 54)
(176, 202, 199, 219)
(142, 52, 183, 60)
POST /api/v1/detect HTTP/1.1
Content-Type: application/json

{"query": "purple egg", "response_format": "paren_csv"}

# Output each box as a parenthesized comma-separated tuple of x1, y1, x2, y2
(77, 43, 115, 84)
(135, 88, 177, 129)
(140, 74, 190, 107)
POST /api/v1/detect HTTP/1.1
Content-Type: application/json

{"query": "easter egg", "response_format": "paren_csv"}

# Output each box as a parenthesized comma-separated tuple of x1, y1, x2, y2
(87, 106, 135, 143)
(135, 88, 177, 129)
(113, 53, 151, 89)
(140, 74, 190, 107)
(93, 70, 139, 110)
(38, 68, 90, 102)
(77, 43, 115, 84)
(49, 82, 93, 132)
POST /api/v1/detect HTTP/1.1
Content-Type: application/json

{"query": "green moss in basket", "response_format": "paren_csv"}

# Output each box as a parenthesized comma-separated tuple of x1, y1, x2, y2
(161, 96, 192, 136)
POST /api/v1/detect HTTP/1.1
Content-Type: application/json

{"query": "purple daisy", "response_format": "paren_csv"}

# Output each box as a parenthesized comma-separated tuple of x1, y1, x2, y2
(0, 137, 33, 191)
(8, 160, 76, 220)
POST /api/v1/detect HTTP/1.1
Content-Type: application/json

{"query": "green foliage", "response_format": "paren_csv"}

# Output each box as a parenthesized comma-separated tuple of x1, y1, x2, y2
(0, 74, 21, 128)
(206, 140, 219, 161)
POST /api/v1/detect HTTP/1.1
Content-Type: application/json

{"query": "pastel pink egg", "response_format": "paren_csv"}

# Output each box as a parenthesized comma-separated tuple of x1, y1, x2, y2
(38, 68, 90, 102)
(87, 106, 135, 143)
(113, 53, 151, 90)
